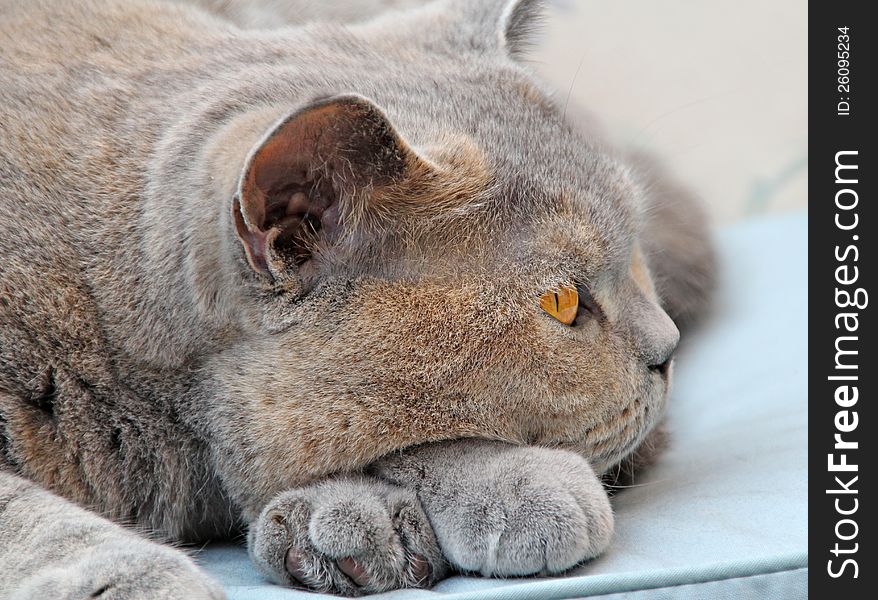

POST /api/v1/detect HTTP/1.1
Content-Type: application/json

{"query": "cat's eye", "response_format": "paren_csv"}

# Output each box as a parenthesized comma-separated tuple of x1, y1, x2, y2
(540, 285, 579, 325)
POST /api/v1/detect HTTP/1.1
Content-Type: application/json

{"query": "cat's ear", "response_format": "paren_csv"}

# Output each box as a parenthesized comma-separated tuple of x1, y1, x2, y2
(493, 0, 545, 59)
(232, 94, 422, 279)
(419, 0, 545, 60)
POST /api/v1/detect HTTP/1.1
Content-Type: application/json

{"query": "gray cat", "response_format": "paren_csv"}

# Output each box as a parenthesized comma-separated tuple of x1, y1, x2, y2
(0, 0, 714, 597)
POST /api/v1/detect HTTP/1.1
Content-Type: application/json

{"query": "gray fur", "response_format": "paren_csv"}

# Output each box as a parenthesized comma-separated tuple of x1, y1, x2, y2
(249, 474, 447, 595)
(247, 440, 613, 595)
(0, 471, 224, 599)
(371, 440, 613, 577)
(0, 0, 714, 596)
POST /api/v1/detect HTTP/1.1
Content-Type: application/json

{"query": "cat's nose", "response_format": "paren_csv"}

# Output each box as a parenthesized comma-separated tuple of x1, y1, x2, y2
(644, 318, 679, 374)
(625, 289, 680, 372)
(649, 354, 674, 376)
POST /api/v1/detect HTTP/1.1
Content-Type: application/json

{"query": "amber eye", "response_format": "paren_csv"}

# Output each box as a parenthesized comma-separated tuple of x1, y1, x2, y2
(540, 285, 579, 325)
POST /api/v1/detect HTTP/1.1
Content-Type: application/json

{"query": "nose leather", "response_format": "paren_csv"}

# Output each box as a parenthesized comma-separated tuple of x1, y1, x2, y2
(625, 290, 680, 368)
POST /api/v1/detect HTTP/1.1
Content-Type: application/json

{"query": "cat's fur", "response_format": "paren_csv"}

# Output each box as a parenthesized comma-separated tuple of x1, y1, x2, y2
(0, 0, 714, 597)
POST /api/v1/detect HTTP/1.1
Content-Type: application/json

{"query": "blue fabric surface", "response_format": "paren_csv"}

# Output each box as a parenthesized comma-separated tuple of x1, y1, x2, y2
(197, 212, 808, 599)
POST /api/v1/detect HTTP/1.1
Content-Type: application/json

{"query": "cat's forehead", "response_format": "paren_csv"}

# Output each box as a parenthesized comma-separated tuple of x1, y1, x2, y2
(334, 61, 643, 275)
(463, 126, 643, 274)
(496, 174, 641, 281)
(371, 170, 640, 285)
(383, 66, 642, 250)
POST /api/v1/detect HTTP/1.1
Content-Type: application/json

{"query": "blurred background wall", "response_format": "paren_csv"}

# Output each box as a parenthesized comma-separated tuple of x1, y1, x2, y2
(532, 0, 807, 224)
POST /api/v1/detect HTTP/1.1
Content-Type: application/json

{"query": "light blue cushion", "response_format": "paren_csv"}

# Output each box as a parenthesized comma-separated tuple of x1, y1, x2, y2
(198, 212, 808, 599)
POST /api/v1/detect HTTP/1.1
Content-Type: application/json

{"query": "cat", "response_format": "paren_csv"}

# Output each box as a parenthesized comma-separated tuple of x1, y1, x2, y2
(0, 0, 715, 597)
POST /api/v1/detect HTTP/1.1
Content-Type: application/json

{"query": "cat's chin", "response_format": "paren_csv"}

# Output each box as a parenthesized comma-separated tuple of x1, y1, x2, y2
(593, 424, 661, 475)
(577, 368, 671, 474)
(611, 385, 670, 472)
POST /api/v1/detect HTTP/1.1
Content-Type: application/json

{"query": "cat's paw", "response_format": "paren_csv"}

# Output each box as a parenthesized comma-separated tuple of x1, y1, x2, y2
(11, 539, 224, 600)
(248, 476, 447, 596)
(375, 441, 614, 577)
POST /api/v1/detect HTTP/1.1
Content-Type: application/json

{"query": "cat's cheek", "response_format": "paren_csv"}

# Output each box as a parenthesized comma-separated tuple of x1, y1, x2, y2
(594, 365, 671, 471)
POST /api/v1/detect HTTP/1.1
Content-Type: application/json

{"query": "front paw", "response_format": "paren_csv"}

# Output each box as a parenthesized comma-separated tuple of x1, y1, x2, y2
(374, 441, 614, 577)
(248, 476, 447, 595)
(11, 539, 224, 600)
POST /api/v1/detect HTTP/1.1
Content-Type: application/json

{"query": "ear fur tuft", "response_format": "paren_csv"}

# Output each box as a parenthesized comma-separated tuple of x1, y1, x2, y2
(500, 0, 546, 59)
(374, 0, 547, 61)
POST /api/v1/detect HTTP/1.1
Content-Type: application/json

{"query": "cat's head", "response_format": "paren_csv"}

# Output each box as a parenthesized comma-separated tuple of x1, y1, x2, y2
(206, 0, 680, 486)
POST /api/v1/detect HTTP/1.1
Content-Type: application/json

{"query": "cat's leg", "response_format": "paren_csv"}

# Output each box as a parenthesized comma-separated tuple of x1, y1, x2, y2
(248, 475, 447, 596)
(370, 439, 614, 577)
(249, 439, 612, 594)
(0, 470, 224, 600)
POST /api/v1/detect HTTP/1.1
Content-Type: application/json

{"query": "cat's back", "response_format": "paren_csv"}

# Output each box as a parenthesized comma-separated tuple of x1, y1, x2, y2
(0, 0, 229, 394)
(0, 3, 246, 526)
(1, 0, 219, 224)
(0, 0, 229, 191)
(0, 0, 226, 70)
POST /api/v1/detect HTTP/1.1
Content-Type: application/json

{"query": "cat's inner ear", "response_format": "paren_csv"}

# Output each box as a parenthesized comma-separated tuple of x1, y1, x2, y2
(232, 95, 417, 278)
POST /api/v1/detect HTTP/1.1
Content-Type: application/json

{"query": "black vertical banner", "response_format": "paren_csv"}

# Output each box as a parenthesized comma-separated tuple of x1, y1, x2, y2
(810, 2, 876, 597)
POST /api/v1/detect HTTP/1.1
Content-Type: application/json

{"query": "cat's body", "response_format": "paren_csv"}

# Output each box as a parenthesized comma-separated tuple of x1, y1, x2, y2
(0, 0, 714, 597)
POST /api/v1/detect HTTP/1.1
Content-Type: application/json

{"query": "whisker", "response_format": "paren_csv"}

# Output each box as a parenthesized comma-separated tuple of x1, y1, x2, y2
(604, 479, 667, 489)
(624, 79, 767, 148)
(626, 92, 733, 147)
(563, 50, 588, 120)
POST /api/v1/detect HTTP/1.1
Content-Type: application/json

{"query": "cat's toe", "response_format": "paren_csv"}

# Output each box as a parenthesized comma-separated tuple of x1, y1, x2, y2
(12, 539, 224, 600)
(492, 484, 608, 575)
(507, 450, 614, 575)
(491, 449, 613, 576)
(248, 477, 446, 595)
(406, 443, 614, 577)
